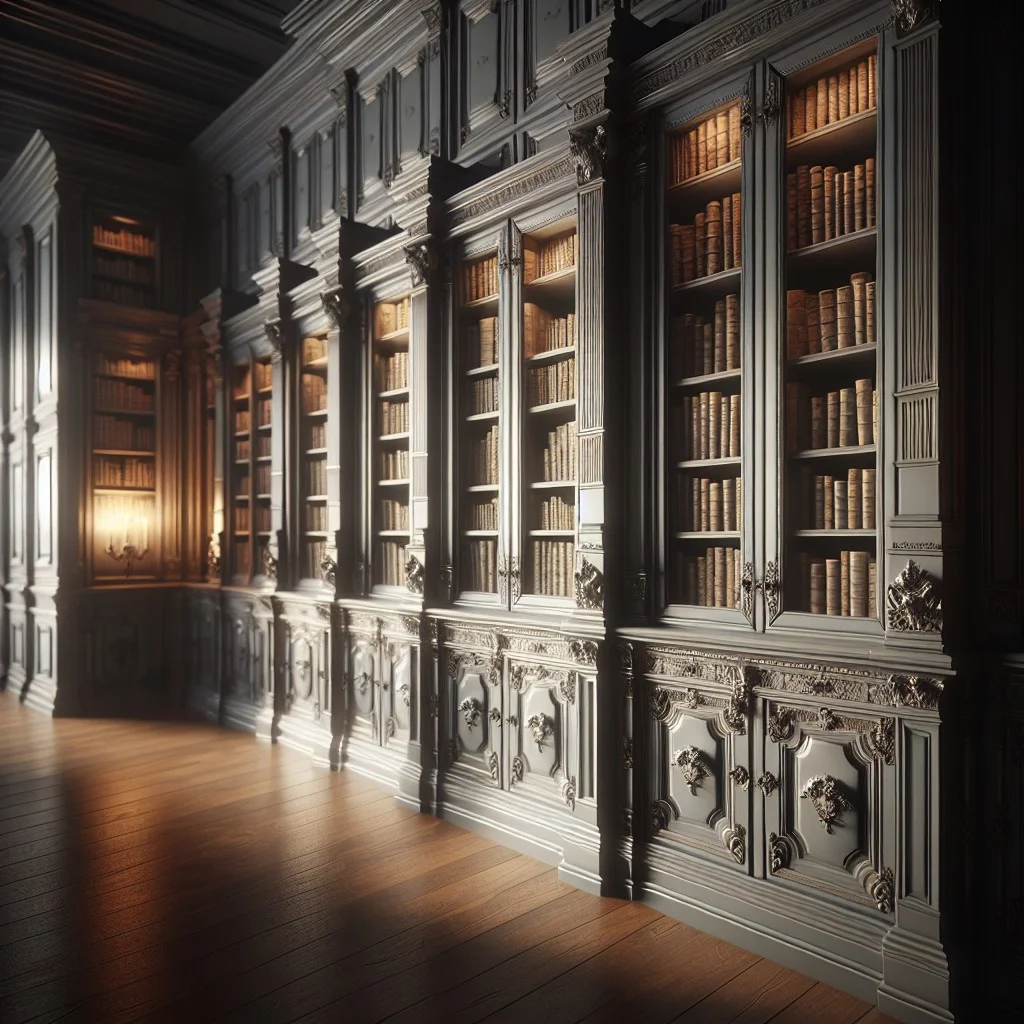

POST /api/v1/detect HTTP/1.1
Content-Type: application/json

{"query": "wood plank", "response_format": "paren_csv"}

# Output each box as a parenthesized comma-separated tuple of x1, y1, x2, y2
(670, 958, 818, 1023)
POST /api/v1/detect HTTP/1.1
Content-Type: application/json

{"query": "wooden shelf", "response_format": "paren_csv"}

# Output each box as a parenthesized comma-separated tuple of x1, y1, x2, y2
(462, 294, 499, 311)
(790, 444, 876, 460)
(256, 455, 272, 463)
(667, 158, 742, 208)
(674, 531, 742, 540)
(674, 367, 742, 389)
(305, 494, 328, 502)
(93, 487, 155, 495)
(467, 483, 499, 493)
(464, 529, 498, 537)
(95, 372, 156, 383)
(303, 408, 328, 418)
(256, 385, 273, 395)
(786, 108, 877, 170)
(677, 456, 742, 469)
(93, 449, 155, 457)
(378, 529, 411, 537)
(466, 410, 499, 423)
(233, 431, 250, 438)
(256, 493, 271, 501)
(376, 326, 411, 343)
(378, 478, 410, 487)
(525, 265, 576, 291)
(466, 363, 499, 378)
(304, 357, 329, 370)
(93, 407, 154, 417)
(527, 345, 576, 365)
(793, 528, 876, 538)
(528, 399, 576, 415)
(787, 227, 876, 272)
(303, 530, 330, 537)
(529, 529, 575, 537)
(672, 266, 742, 299)
(305, 447, 328, 456)
(529, 480, 576, 490)
(788, 343, 876, 370)
(234, 495, 249, 502)
(93, 241, 154, 258)
(378, 387, 409, 399)
(379, 431, 411, 443)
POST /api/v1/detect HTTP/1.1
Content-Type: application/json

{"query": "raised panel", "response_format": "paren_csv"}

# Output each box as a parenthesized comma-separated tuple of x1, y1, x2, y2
(468, 10, 500, 112)
(11, 269, 24, 414)
(386, 642, 414, 743)
(319, 126, 335, 222)
(399, 65, 423, 161)
(35, 451, 52, 564)
(533, 0, 571, 67)
(36, 230, 53, 399)
(448, 651, 500, 785)
(11, 459, 23, 563)
(294, 144, 310, 240)
(351, 640, 377, 723)
(361, 93, 383, 196)
(36, 622, 52, 678)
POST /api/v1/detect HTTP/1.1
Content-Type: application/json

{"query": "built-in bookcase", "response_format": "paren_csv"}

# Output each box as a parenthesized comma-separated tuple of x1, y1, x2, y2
(230, 364, 252, 578)
(459, 251, 500, 595)
(300, 335, 329, 581)
(522, 221, 578, 600)
(665, 100, 745, 610)
(783, 40, 879, 618)
(91, 215, 157, 308)
(91, 353, 157, 579)
(372, 297, 411, 589)
(253, 359, 273, 576)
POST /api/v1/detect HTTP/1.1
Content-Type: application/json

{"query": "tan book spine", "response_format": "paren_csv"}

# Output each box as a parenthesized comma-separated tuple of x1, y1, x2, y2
(787, 172, 798, 251)
(854, 163, 866, 232)
(705, 549, 714, 607)
(723, 195, 733, 270)
(726, 548, 736, 609)
(699, 392, 710, 460)
(729, 394, 741, 457)
(732, 193, 742, 267)
(848, 467, 862, 529)
(735, 476, 743, 531)
(691, 394, 700, 460)
(705, 200, 723, 276)
(866, 157, 876, 228)
(850, 550, 869, 617)
(849, 66, 859, 114)
(728, 104, 741, 161)
(834, 170, 845, 236)
(714, 547, 726, 607)
(816, 76, 828, 128)
(826, 558, 841, 615)
(868, 54, 877, 109)
(708, 392, 722, 460)
(723, 478, 735, 531)
(709, 481, 722, 532)
(824, 166, 838, 241)
(873, 387, 879, 443)
(851, 272, 870, 346)
(862, 467, 876, 529)
(819, 288, 837, 351)
(792, 86, 806, 137)
(809, 558, 826, 614)
(726, 294, 740, 370)
(827, 391, 840, 449)
(839, 70, 850, 120)
(810, 165, 825, 245)
(836, 284, 855, 349)
(697, 120, 708, 174)
(839, 386, 857, 447)
(797, 164, 811, 249)
(843, 170, 855, 237)
(811, 395, 827, 450)
(706, 115, 718, 171)
(681, 224, 696, 283)
(857, 60, 869, 113)
(688, 130, 698, 181)
(805, 82, 817, 134)
(824, 474, 835, 528)
(828, 74, 840, 123)
(834, 478, 848, 529)
(841, 549, 851, 616)
(716, 110, 730, 168)
(806, 291, 821, 355)
(714, 300, 726, 373)
(856, 377, 873, 445)
(814, 473, 825, 528)
(868, 556, 877, 613)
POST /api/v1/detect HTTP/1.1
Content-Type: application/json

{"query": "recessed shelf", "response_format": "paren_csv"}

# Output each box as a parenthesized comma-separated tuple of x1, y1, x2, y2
(527, 346, 576, 365)
(786, 108, 877, 170)
(674, 531, 742, 540)
(464, 529, 499, 537)
(93, 487, 155, 495)
(304, 408, 329, 419)
(305, 447, 328, 456)
(529, 529, 575, 537)
(257, 385, 273, 395)
(667, 158, 742, 208)
(376, 327, 411, 343)
(378, 529, 411, 537)
(305, 494, 328, 502)
(672, 265, 742, 299)
(92, 449, 155, 457)
(379, 431, 411, 443)
(467, 483, 499, 493)
(462, 294, 499, 311)
(673, 367, 742, 389)
(304, 356, 329, 370)
(793, 529, 877, 538)
(525, 266, 576, 293)
(378, 387, 409, 400)
(466, 363, 499, 378)
(790, 444, 877, 460)
(256, 455, 272, 463)
(677, 456, 742, 469)
(466, 410, 499, 423)
(529, 480, 576, 490)
(303, 530, 330, 538)
(787, 227, 876, 272)
(377, 478, 410, 487)
(788, 343, 877, 370)
(233, 431, 250, 438)
(528, 399, 576, 415)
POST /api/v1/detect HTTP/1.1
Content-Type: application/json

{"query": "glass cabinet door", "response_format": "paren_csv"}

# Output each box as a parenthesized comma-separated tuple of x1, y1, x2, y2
(253, 358, 273, 578)
(775, 39, 880, 625)
(230, 363, 252, 580)
(299, 335, 329, 582)
(663, 93, 748, 618)
(457, 247, 502, 600)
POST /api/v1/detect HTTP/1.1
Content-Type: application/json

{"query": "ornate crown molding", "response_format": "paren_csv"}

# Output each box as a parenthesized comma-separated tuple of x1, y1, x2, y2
(887, 560, 942, 633)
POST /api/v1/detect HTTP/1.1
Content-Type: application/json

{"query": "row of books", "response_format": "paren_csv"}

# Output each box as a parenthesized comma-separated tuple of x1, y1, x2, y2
(377, 351, 409, 392)
(93, 224, 154, 256)
(236, 439, 249, 461)
(233, 373, 251, 400)
(255, 398, 271, 427)
(800, 551, 877, 618)
(465, 317, 498, 368)
(94, 379, 153, 412)
(685, 476, 742, 533)
(93, 416, 154, 451)
(541, 421, 578, 482)
(305, 504, 327, 530)
(803, 468, 876, 531)
(94, 281, 153, 308)
(468, 498, 498, 531)
(235, 410, 250, 433)
(307, 423, 326, 449)
(382, 449, 410, 481)
(303, 337, 328, 363)
(669, 194, 742, 285)
(380, 399, 410, 435)
(786, 273, 874, 357)
(463, 257, 499, 303)
(468, 376, 499, 415)
(238, 435, 271, 460)
(525, 234, 576, 282)
(532, 539, 575, 598)
(95, 253, 154, 285)
(233, 506, 251, 532)
(465, 539, 498, 592)
(235, 543, 252, 577)
(93, 456, 155, 490)
(528, 357, 576, 407)
(304, 540, 328, 580)
(255, 506, 271, 532)
(306, 458, 327, 495)
(302, 374, 327, 413)
(234, 473, 249, 498)
(786, 379, 876, 451)
(672, 295, 740, 378)
(524, 305, 576, 357)
(255, 465, 271, 494)
(668, 103, 743, 187)
(99, 358, 154, 380)
(787, 55, 877, 141)
(255, 361, 273, 390)
(376, 298, 411, 337)
(540, 495, 575, 531)
(787, 160, 875, 251)
(381, 499, 410, 532)
(681, 546, 743, 609)
(681, 391, 742, 462)
(469, 426, 499, 486)
(379, 541, 407, 587)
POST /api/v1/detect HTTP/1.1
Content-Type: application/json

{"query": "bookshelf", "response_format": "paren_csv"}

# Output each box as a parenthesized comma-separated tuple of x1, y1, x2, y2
(230, 364, 252, 579)
(91, 215, 157, 309)
(91, 353, 157, 579)
(783, 40, 879, 619)
(372, 297, 411, 589)
(300, 335, 329, 581)
(459, 251, 500, 596)
(522, 221, 578, 600)
(666, 98, 744, 610)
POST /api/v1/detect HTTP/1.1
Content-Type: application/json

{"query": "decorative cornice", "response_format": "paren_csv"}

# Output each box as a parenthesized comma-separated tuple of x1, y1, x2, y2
(449, 156, 575, 228)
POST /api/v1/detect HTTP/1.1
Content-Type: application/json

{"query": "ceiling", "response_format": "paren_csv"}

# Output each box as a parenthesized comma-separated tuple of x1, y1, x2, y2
(0, 0, 305, 178)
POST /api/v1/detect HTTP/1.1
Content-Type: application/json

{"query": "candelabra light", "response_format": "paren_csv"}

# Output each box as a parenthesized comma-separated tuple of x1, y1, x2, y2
(104, 511, 149, 578)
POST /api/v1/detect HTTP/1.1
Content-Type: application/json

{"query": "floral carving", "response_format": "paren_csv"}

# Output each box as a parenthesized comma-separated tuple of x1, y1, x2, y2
(405, 555, 425, 595)
(487, 751, 499, 780)
(404, 243, 429, 287)
(679, 688, 700, 709)
(511, 755, 525, 785)
(887, 560, 942, 633)
(320, 554, 337, 587)
(558, 678, 577, 705)
(649, 686, 670, 721)
(867, 718, 896, 765)
(869, 867, 895, 913)
(768, 832, 789, 873)
(398, 683, 410, 708)
(622, 736, 634, 771)
(672, 746, 712, 796)
(740, 561, 755, 625)
(801, 775, 854, 834)
(458, 697, 481, 729)
(739, 79, 753, 138)
(562, 776, 577, 812)
(262, 545, 278, 581)
(574, 558, 604, 610)
(817, 706, 841, 731)
(723, 823, 746, 865)
(872, 673, 944, 710)
(768, 707, 795, 743)
(892, 0, 935, 35)
(570, 639, 598, 666)
(569, 123, 607, 185)
(757, 772, 778, 798)
(729, 766, 750, 790)
(526, 713, 554, 753)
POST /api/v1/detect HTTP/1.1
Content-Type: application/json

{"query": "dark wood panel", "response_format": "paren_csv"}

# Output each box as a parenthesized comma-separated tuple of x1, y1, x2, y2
(0, 689, 894, 1024)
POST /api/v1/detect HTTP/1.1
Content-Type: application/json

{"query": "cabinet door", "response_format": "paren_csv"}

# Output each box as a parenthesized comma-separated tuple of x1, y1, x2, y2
(761, 15, 885, 634)
(383, 641, 415, 748)
(349, 635, 378, 740)
(659, 72, 756, 627)
(449, 651, 502, 786)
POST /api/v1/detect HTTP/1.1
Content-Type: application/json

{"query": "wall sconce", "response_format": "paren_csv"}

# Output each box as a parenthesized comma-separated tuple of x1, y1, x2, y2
(104, 509, 149, 577)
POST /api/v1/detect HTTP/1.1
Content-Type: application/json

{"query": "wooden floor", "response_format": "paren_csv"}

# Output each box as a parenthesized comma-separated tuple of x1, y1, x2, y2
(0, 690, 894, 1024)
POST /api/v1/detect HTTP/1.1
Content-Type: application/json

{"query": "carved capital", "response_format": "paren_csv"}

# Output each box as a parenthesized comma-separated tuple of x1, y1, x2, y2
(891, 0, 937, 36)
(321, 287, 352, 330)
(404, 243, 430, 287)
(887, 560, 942, 633)
(574, 558, 604, 610)
(569, 124, 607, 186)
(264, 318, 286, 362)
(405, 555, 425, 595)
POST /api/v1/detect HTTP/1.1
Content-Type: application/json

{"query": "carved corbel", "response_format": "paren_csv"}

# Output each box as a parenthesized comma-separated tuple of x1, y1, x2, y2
(404, 243, 430, 287)
(886, 560, 942, 633)
(405, 555, 425, 595)
(569, 124, 608, 186)
(574, 558, 604, 610)
(891, 0, 937, 36)
(321, 287, 352, 330)
(264, 318, 286, 362)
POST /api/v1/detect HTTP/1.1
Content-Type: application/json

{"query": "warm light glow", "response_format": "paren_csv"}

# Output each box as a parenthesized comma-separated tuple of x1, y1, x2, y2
(105, 509, 148, 555)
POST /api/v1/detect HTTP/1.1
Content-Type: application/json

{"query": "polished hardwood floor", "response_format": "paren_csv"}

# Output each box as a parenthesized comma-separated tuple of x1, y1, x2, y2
(0, 689, 894, 1023)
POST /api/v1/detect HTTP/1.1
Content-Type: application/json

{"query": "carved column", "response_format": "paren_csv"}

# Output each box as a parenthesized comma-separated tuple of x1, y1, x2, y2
(181, 319, 208, 581)
(161, 348, 183, 580)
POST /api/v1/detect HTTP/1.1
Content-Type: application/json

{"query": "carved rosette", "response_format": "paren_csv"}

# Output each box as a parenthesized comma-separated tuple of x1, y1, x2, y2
(760, 561, 780, 623)
(404, 243, 430, 287)
(760, 74, 781, 128)
(487, 750, 499, 780)
(569, 124, 607, 186)
(800, 775, 854, 834)
(405, 555, 425, 595)
(729, 766, 750, 790)
(757, 771, 778, 798)
(458, 697, 481, 729)
(867, 718, 896, 766)
(672, 746, 711, 796)
(886, 560, 942, 633)
(768, 832, 789, 873)
(574, 559, 604, 610)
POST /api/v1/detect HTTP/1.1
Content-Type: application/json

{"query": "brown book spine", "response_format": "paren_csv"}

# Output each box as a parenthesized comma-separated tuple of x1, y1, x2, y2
(806, 291, 821, 354)
(816, 78, 828, 130)
(838, 70, 850, 120)
(696, 555, 707, 606)
(824, 166, 838, 240)
(843, 170, 855, 237)
(691, 394, 700, 460)
(857, 59, 869, 113)
(706, 548, 715, 607)
(809, 557, 826, 614)
(705, 200, 723, 277)
(814, 473, 825, 528)
(805, 82, 817, 134)
(834, 171, 845, 237)
(855, 377, 873, 445)
(826, 558, 841, 615)
(827, 391, 840, 449)
(731, 193, 742, 267)
(695, 212, 706, 278)
(792, 86, 806, 137)
(716, 111, 730, 168)
(735, 477, 742, 531)
(688, 130, 698, 181)
(865, 157, 876, 228)
(834, 478, 848, 529)
(851, 272, 870, 346)
(726, 294, 740, 370)
(703, 322, 714, 376)
(854, 163, 866, 232)
(828, 74, 840, 123)
(697, 120, 708, 174)
(823, 474, 835, 528)
(723, 195, 733, 270)
(787, 289, 808, 358)
(836, 284, 855, 349)
(699, 391, 710, 460)
(720, 397, 730, 460)
(849, 66, 859, 115)
(787, 173, 798, 251)
(868, 54, 877, 110)
(708, 392, 722, 460)
(862, 467, 876, 528)
(700, 477, 711, 532)
(850, 549, 869, 617)
(819, 288, 837, 351)
(713, 300, 726, 373)
(839, 386, 857, 447)
(709, 481, 722, 532)
(797, 165, 811, 249)
(714, 547, 726, 607)
(841, 549, 851, 616)
(728, 104, 741, 161)
(848, 467, 862, 529)
(810, 165, 825, 245)
(811, 395, 827, 450)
